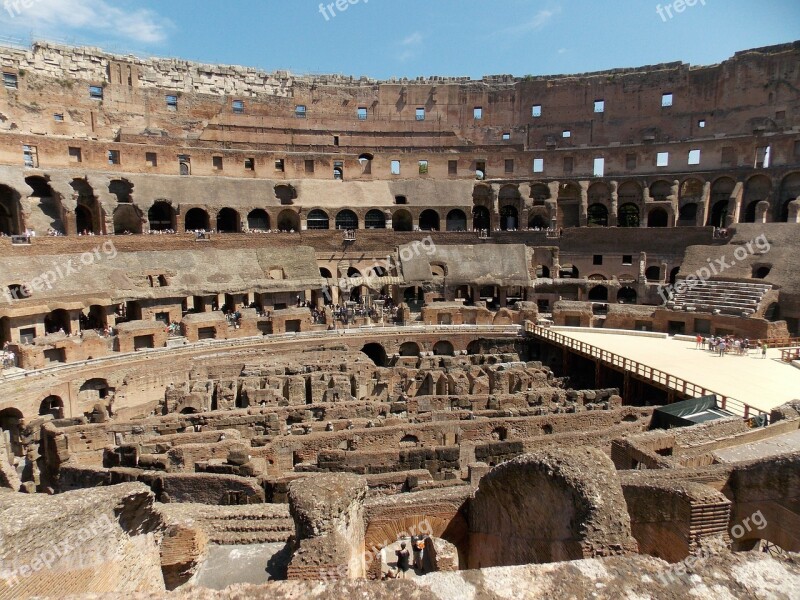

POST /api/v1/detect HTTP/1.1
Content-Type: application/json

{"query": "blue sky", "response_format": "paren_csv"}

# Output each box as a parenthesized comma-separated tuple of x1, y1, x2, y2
(1, 0, 798, 78)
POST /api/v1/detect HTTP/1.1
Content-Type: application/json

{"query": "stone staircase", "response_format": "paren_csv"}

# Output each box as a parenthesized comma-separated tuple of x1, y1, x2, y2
(202, 504, 294, 545)
(667, 280, 772, 317)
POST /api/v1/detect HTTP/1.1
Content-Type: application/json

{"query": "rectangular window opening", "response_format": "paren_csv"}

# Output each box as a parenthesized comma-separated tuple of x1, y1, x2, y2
(502, 132, 510, 141)
(3, 72, 18, 89)
(68, 147, 82, 163)
(662, 93, 673, 107)
(415, 107, 425, 121)
(23, 145, 38, 168)
(656, 152, 669, 167)
(531, 104, 542, 118)
(563, 156, 574, 174)
(274, 159, 285, 172)
(688, 149, 701, 165)
(107, 149, 120, 165)
(505, 159, 514, 174)
(244, 158, 255, 171)
(448, 160, 458, 175)
(145, 152, 158, 167)
(391, 160, 401, 175)
(305, 159, 315, 173)
(474, 107, 483, 120)
(533, 158, 544, 173)
(594, 100, 605, 113)
(562, 130, 571, 138)
(166, 94, 178, 110)
(89, 85, 103, 100)
(213, 156, 223, 170)
(357, 107, 367, 120)
(53, 113, 64, 122)
(418, 160, 428, 174)
(593, 157, 605, 177)
(295, 105, 306, 118)
(755, 146, 771, 169)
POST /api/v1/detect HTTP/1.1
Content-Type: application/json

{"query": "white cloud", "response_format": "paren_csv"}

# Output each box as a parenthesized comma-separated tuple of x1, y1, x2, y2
(396, 31, 424, 62)
(0, 0, 170, 45)
(500, 7, 561, 37)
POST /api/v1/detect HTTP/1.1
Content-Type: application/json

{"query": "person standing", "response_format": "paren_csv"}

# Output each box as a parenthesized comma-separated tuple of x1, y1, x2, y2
(762, 342, 768, 359)
(395, 542, 410, 579)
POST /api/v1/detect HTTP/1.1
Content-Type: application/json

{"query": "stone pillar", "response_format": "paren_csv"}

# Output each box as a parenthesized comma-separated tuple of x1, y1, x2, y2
(578, 181, 589, 227)
(287, 473, 368, 580)
(727, 182, 744, 227)
(699, 181, 712, 226)
(609, 181, 619, 227)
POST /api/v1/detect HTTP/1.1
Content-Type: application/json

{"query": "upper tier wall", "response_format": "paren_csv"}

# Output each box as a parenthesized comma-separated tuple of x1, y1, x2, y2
(0, 41, 798, 148)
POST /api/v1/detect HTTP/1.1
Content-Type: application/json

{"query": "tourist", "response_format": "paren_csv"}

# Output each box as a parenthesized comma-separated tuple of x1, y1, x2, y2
(762, 342, 768, 359)
(395, 542, 410, 578)
(718, 340, 726, 357)
(695, 334, 702, 349)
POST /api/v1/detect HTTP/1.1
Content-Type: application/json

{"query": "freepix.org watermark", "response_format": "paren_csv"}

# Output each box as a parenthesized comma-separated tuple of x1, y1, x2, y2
(3, 0, 44, 18)
(656, 0, 707, 22)
(1, 513, 117, 590)
(4, 240, 118, 304)
(657, 234, 770, 304)
(319, 0, 368, 21)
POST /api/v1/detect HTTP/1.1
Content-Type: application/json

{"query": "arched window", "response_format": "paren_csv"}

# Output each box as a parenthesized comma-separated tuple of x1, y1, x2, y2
(247, 209, 270, 231)
(184, 208, 210, 231)
(419, 210, 440, 231)
(335, 209, 358, 230)
(364, 209, 386, 229)
(587, 204, 608, 227)
(148, 201, 175, 231)
(618, 203, 640, 228)
(307, 209, 330, 230)
(216, 208, 240, 233)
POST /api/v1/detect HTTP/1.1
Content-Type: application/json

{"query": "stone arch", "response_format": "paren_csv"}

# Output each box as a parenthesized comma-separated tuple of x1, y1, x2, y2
(528, 213, 548, 229)
(71, 179, 103, 235)
(0, 407, 24, 457)
(645, 266, 661, 281)
(468, 450, 636, 568)
(247, 209, 270, 231)
(530, 183, 551, 203)
(361, 343, 387, 367)
(557, 183, 581, 228)
(364, 209, 386, 229)
(148, 201, 176, 231)
(446, 209, 467, 232)
(0, 184, 24, 235)
(216, 207, 240, 233)
(277, 209, 300, 232)
(617, 287, 638, 304)
(779, 172, 800, 222)
(184, 208, 210, 231)
(418, 209, 440, 231)
(649, 180, 672, 202)
(499, 205, 519, 231)
(741, 175, 771, 223)
(472, 206, 491, 231)
(618, 181, 643, 204)
(432, 340, 455, 356)
(307, 209, 330, 230)
(335, 209, 358, 230)
(588, 285, 609, 301)
(398, 341, 420, 357)
(618, 203, 640, 228)
(707, 177, 736, 226)
(44, 309, 71, 334)
(78, 378, 110, 404)
(113, 204, 143, 234)
(39, 395, 64, 419)
(25, 175, 63, 232)
(109, 179, 134, 203)
(392, 209, 412, 232)
(647, 207, 669, 228)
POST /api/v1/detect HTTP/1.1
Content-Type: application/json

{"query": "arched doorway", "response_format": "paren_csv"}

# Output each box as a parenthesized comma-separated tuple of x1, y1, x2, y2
(446, 209, 467, 232)
(307, 209, 330, 230)
(708, 177, 735, 226)
(708, 201, 728, 228)
(113, 205, 143, 234)
(361, 343, 387, 367)
(277, 210, 300, 232)
(587, 204, 609, 227)
(472, 206, 490, 231)
(216, 208, 240, 233)
(0, 185, 21, 236)
(184, 208, 210, 231)
(648, 208, 669, 227)
(39, 395, 64, 419)
(617, 287, 638, 304)
(148, 201, 175, 231)
(433, 340, 455, 356)
(618, 203, 640, 228)
(392, 209, 412, 232)
(45, 309, 71, 334)
(645, 266, 661, 281)
(500, 206, 519, 231)
(588, 286, 608, 301)
(247, 209, 270, 231)
(399, 341, 420, 357)
(418, 210, 440, 231)
(678, 203, 698, 226)
(529, 214, 548, 229)
(0, 408, 24, 456)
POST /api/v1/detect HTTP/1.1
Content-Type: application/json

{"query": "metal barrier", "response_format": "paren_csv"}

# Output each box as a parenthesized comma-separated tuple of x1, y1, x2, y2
(780, 348, 800, 363)
(524, 322, 766, 421)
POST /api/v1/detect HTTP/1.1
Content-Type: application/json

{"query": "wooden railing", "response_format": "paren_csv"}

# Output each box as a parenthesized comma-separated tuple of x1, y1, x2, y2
(524, 322, 767, 421)
(780, 347, 800, 363)
(754, 337, 800, 349)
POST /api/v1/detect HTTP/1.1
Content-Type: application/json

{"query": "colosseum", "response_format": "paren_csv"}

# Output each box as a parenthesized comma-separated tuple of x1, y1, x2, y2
(0, 37, 799, 599)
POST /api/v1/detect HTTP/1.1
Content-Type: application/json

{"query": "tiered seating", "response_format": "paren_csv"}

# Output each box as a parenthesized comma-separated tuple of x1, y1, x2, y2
(667, 280, 772, 316)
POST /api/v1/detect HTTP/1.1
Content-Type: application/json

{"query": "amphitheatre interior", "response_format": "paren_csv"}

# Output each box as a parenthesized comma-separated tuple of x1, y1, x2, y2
(0, 38, 799, 599)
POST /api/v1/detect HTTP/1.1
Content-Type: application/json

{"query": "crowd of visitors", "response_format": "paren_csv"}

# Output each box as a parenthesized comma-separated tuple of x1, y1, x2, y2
(696, 334, 768, 358)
